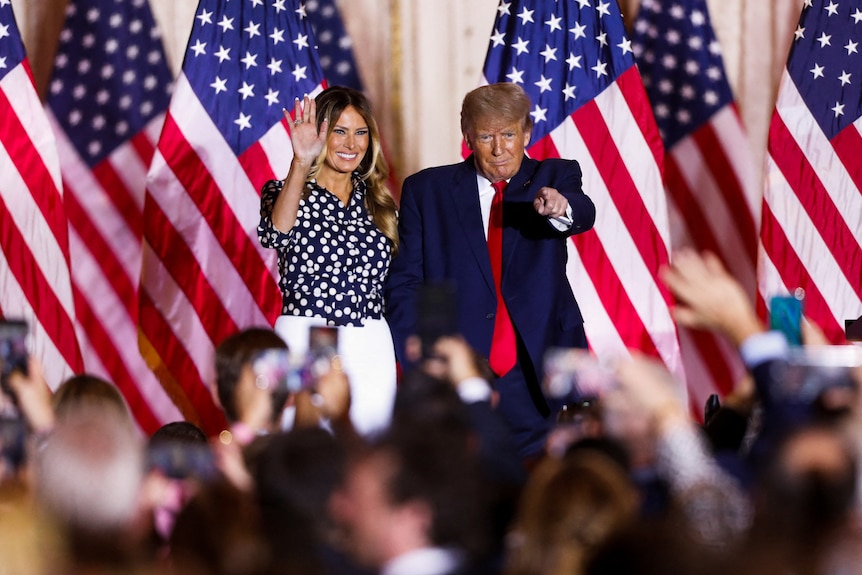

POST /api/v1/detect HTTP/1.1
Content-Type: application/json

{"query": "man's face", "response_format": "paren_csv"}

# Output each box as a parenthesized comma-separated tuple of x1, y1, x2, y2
(329, 453, 399, 568)
(464, 116, 531, 183)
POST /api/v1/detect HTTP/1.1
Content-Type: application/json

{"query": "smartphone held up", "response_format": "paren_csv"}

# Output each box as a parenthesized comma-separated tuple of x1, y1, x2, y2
(250, 325, 339, 395)
(769, 291, 804, 346)
(542, 347, 618, 403)
(416, 282, 459, 360)
(0, 319, 28, 417)
(0, 319, 28, 475)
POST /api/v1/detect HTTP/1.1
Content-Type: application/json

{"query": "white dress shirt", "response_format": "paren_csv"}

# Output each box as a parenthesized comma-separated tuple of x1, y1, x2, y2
(381, 547, 464, 575)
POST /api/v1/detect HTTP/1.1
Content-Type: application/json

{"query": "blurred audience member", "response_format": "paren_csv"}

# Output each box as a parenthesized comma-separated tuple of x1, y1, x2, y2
(503, 449, 638, 575)
(169, 478, 271, 575)
(330, 429, 490, 575)
(401, 335, 529, 567)
(214, 326, 355, 441)
(150, 421, 208, 445)
(211, 327, 307, 493)
(53, 373, 134, 427)
(34, 405, 154, 574)
(608, 353, 750, 545)
(146, 421, 214, 556)
(252, 427, 351, 575)
(730, 423, 859, 575)
(585, 515, 720, 575)
(213, 327, 293, 441)
(212, 326, 357, 493)
(401, 335, 524, 484)
(660, 249, 862, 465)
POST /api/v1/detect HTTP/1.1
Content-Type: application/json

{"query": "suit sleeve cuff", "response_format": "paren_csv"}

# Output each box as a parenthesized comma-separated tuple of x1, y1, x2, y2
(457, 377, 493, 404)
(548, 204, 574, 231)
(739, 331, 789, 369)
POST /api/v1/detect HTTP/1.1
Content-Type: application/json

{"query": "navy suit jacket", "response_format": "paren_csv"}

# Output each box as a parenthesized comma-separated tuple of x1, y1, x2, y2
(385, 155, 596, 382)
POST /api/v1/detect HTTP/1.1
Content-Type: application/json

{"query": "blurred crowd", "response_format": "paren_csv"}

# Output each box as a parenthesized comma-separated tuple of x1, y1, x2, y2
(1, 248, 861, 575)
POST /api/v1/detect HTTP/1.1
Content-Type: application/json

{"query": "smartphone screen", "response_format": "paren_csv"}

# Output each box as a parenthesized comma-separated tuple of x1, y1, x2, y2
(416, 282, 459, 359)
(0, 319, 28, 409)
(769, 295, 803, 346)
(146, 441, 218, 481)
(308, 326, 338, 357)
(305, 326, 339, 385)
(251, 348, 291, 391)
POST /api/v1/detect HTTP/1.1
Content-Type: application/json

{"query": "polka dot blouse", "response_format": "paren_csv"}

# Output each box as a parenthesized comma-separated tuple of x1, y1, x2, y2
(258, 175, 391, 327)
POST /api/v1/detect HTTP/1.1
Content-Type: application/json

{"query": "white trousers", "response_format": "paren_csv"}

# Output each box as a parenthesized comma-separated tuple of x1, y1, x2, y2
(274, 315, 396, 437)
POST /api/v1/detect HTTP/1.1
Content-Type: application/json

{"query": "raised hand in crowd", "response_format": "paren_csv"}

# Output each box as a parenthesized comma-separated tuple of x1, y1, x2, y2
(6, 357, 55, 435)
(423, 336, 495, 389)
(293, 355, 360, 447)
(659, 248, 764, 346)
(608, 353, 751, 546)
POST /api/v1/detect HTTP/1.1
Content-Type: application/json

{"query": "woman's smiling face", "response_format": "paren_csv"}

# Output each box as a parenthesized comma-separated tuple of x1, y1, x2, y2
(322, 105, 369, 174)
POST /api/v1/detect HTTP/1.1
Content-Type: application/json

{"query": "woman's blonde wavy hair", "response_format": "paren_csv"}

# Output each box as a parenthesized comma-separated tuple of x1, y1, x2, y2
(307, 86, 399, 255)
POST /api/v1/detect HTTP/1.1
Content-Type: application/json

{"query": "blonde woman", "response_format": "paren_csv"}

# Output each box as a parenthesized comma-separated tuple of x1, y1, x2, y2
(258, 86, 398, 436)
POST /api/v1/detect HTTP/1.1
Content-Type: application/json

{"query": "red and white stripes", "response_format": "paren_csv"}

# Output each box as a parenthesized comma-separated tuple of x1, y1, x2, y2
(663, 104, 760, 410)
(0, 61, 82, 388)
(760, 72, 862, 344)
(50, 109, 183, 434)
(139, 74, 323, 433)
(527, 67, 686, 390)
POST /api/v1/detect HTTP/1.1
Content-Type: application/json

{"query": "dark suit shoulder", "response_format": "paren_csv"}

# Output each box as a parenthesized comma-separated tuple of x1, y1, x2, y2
(507, 157, 583, 197)
(404, 160, 470, 184)
(529, 157, 582, 176)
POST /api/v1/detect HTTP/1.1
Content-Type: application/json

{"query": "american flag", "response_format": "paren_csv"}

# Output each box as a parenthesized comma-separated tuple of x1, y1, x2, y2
(141, 0, 325, 434)
(480, 0, 684, 376)
(0, 1, 82, 388)
(45, 0, 182, 434)
(306, 0, 405, 196)
(760, 0, 862, 343)
(631, 0, 760, 410)
(306, 0, 363, 90)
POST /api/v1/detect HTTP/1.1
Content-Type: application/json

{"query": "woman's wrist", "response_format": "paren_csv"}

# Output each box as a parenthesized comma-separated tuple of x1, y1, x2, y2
(288, 155, 314, 173)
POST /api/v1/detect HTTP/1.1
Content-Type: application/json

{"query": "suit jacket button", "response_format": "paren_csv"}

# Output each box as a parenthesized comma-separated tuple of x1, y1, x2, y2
(486, 313, 494, 319)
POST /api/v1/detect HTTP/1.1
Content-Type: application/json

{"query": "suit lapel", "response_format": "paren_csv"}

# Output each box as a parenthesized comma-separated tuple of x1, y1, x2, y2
(506, 156, 537, 197)
(500, 157, 538, 278)
(448, 157, 495, 293)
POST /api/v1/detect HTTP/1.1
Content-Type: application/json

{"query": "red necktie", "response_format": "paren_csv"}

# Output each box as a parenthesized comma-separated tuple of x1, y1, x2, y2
(487, 180, 517, 376)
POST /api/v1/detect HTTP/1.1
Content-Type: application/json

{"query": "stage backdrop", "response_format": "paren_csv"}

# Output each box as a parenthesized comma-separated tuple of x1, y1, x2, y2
(13, 0, 801, 187)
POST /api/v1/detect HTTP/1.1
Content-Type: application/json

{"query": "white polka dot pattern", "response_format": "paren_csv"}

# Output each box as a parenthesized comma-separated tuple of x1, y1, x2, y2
(258, 176, 391, 327)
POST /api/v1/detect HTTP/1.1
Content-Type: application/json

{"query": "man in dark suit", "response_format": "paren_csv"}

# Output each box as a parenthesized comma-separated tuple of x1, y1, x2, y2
(385, 83, 596, 459)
